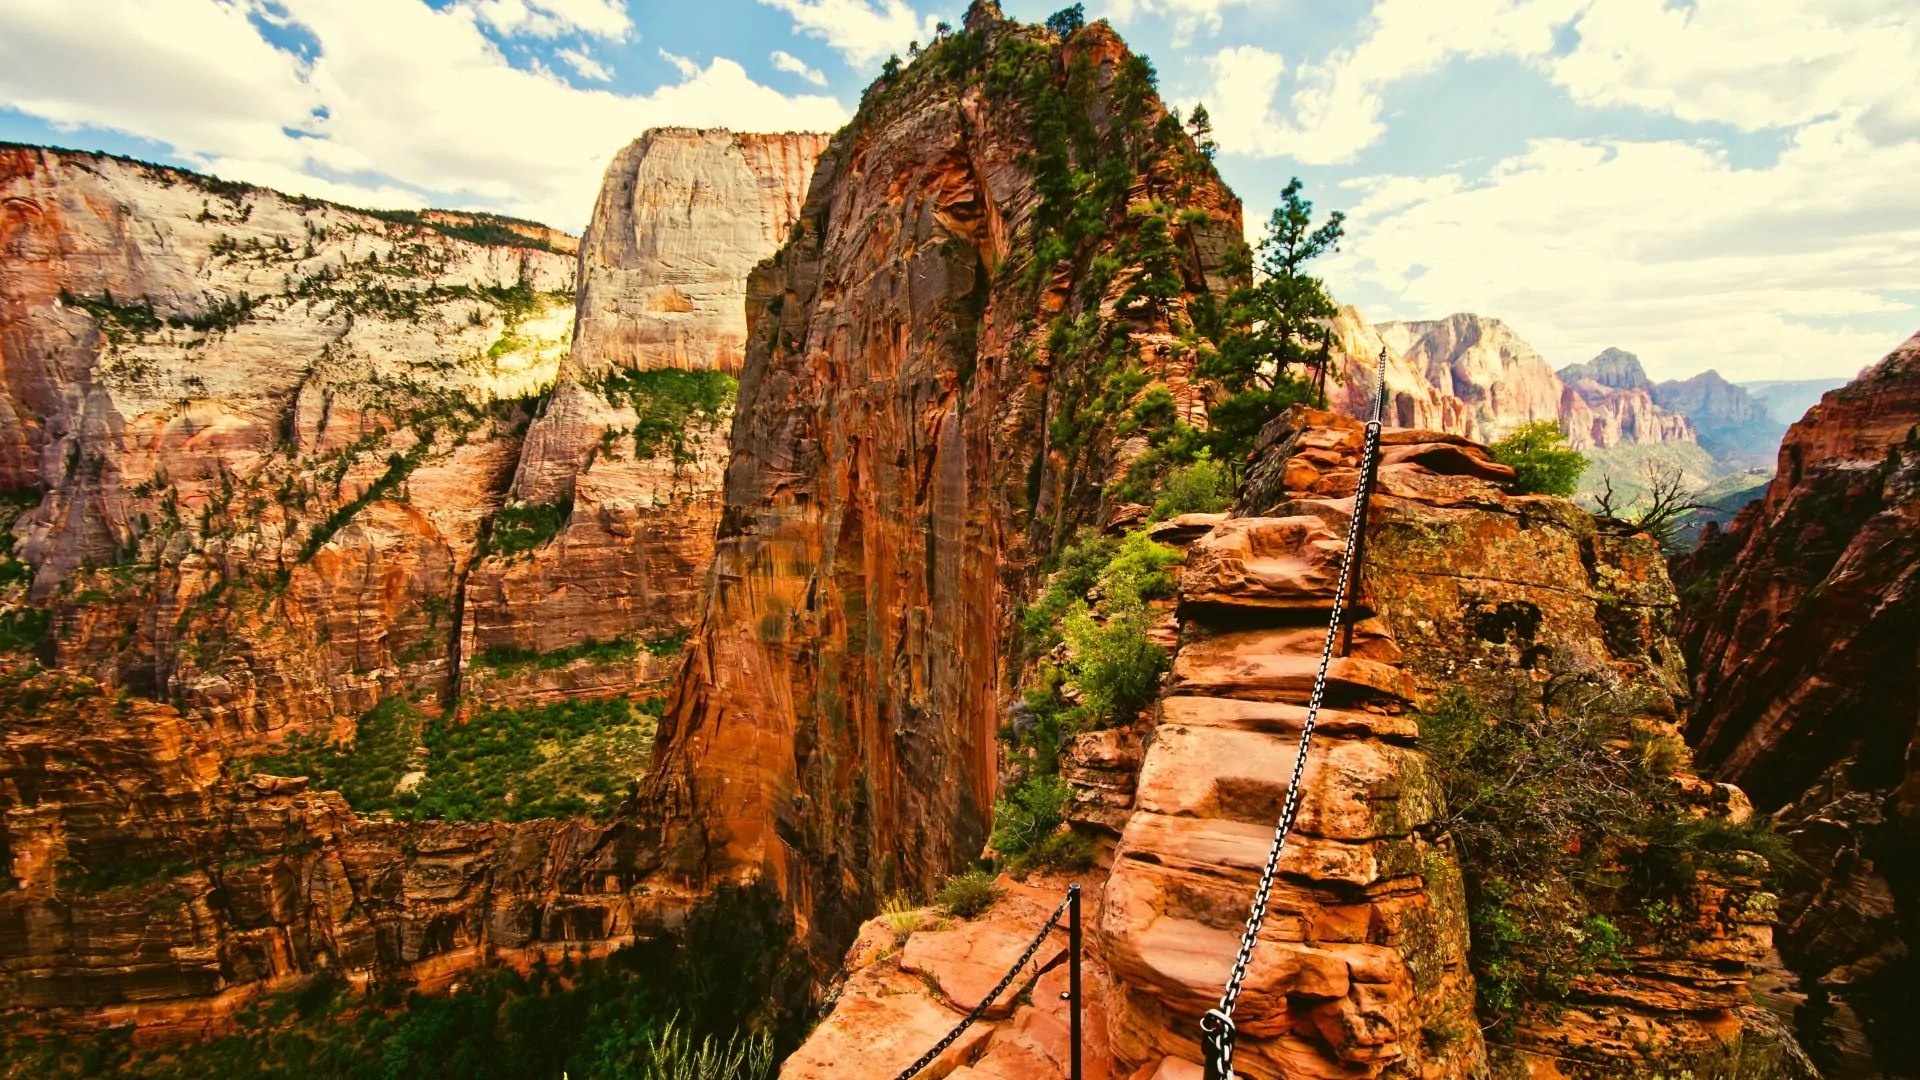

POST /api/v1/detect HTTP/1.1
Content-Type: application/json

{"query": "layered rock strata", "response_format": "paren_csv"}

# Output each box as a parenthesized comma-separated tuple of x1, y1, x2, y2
(0, 666, 668, 1037)
(463, 128, 827, 706)
(1674, 331, 1920, 1076)
(0, 143, 575, 740)
(642, 3, 1245, 951)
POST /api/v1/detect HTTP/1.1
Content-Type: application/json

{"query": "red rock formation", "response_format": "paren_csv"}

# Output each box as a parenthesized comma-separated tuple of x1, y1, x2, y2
(1559, 348, 1696, 450)
(643, 2, 1245, 950)
(1376, 314, 1566, 443)
(464, 129, 827, 707)
(1674, 331, 1920, 1075)
(0, 665, 671, 1036)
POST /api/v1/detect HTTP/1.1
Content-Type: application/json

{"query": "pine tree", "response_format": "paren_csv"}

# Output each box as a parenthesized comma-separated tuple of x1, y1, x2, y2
(1197, 178, 1346, 463)
(1187, 102, 1217, 159)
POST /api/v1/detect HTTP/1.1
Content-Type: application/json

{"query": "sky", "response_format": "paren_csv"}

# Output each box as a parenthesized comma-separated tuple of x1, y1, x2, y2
(1, 0, 1915, 382)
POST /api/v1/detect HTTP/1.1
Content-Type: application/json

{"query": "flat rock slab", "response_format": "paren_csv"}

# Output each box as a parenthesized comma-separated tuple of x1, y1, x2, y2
(900, 907, 1068, 1018)
(779, 962, 990, 1080)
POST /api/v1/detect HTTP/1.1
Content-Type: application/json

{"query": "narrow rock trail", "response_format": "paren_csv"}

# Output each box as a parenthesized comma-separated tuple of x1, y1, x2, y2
(1103, 493, 1480, 1080)
(782, 426, 1495, 1080)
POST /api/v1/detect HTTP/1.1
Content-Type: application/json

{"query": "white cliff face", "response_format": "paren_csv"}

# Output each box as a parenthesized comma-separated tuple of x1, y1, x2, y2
(465, 129, 829, 705)
(568, 128, 832, 380)
(0, 144, 576, 738)
(1376, 314, 1567, 442)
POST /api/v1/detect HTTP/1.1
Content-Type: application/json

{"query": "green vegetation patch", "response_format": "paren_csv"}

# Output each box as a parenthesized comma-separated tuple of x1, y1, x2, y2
(0, 884, 808, 1080)
(586, 369, 737, 466)
(487, 496, 572, 558)
(1419, 680, 1791, 1034)
(251, 695, 660, 823)
(1489, 420, 1588, 498)
(365, 207, 571, 255)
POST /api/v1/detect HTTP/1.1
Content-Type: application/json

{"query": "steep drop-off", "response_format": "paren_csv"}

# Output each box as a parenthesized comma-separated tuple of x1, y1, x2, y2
(642, 2, 1245, 950)
(0, 132, 823, 1031)
(1675, 331, 1920, 1078)
(464, 128, 826, 706)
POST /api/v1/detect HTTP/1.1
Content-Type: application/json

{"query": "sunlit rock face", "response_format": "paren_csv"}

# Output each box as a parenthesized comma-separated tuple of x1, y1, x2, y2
(464, 129, 828, 707)
(0, 143, 575, 741)
(640, 4, 1245, 954)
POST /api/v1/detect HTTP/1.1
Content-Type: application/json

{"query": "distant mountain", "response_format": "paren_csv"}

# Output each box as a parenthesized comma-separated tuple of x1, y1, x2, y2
(1555, 347, 1696, 449)
(1739, 377, 1851, 427)
(1651, 368, 1783, 463)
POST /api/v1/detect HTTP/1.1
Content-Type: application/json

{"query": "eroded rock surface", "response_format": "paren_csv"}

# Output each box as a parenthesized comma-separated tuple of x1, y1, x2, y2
(1674, 331, 1920, 1076)
(642, 3, 1244, 953)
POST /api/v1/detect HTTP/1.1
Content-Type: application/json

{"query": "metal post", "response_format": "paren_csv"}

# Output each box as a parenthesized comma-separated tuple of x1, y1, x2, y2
(1067, 883, 1083, 1080)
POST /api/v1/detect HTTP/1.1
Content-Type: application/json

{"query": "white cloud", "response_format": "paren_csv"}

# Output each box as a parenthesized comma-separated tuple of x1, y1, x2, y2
(1324, 128, 1920, 381)
(758, 0, 936, 69)
(1102, 0, 1276, 42)
(0, 0, 847, 230)
(659, 49, 702, 79)
(1550, 0, 1919, 135)
(557, 46, 613, 81)
(771, 49, 828, 86)
(1199, 0, 1582, 164)
(461, 0, 633, 40)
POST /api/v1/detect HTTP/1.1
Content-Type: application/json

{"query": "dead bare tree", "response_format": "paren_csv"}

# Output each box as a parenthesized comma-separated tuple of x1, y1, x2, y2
(1592, 462, 1704, 549)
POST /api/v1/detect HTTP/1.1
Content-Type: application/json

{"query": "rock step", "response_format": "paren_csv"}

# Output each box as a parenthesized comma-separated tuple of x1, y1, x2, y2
(1158, 696, 1417, 742)
(1170, 628, 1411, 707)
(1136, 724, 1440, 841)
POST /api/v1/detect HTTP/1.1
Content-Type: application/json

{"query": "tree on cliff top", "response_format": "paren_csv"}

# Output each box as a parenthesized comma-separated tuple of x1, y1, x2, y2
(1196, 177, 1346, 466)
(1490, 420, 1587, 498)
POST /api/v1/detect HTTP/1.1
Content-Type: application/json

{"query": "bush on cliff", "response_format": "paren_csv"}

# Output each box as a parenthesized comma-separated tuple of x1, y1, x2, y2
(1489, 420, 1587, 497)
(1419, 675, 1789, 1034)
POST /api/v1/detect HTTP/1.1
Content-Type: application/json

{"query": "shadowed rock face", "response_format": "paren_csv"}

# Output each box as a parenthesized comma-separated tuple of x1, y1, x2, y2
(1674, 331, 1920, 1076)
(641, 3, 1244, 952)
(0, 665, 666, 1037)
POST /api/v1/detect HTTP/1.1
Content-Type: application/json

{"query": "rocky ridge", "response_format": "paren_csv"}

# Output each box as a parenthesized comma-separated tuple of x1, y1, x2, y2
(1674, 331, 1920, 1077)
(786, 407, 1803, 1078)
(0, 132, 823, 1029)
(641, 1, 1246, 951)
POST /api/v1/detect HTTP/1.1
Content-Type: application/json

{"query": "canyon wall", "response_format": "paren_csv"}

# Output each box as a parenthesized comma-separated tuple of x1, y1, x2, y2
(465, 128, 827, 706)
(0, 143, 575, 740)
(1674, 331, 1920, 1077)
(0, 132, 823, 1029)
(641, 1, 1246, 951)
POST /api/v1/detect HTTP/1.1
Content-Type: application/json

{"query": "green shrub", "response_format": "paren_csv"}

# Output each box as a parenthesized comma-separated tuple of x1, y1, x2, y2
(488, 496, 571, 557)
(1489, 420, 1587, 497)
(991, 773, 1072, 861)
(936, 870, 1003, 919)
(624, 1017, 774, 1080)
(0, 608, 48, 653)
(590, 369, 736, 465)
(1060, 606, 1167, 728)
(1149, 449, 1233, 520)
(1419, 678, 1789, 1033)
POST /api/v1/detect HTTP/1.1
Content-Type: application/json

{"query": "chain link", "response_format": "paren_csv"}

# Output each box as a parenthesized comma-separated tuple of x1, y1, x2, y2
(892, 890, 1076, 1080)
(1203, 348, 1390, 1080)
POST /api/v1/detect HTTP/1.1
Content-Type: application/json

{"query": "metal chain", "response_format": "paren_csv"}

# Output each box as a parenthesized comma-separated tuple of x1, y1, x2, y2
(892, 890, 1077, 1080)
(1202, 348, 1390, 1080)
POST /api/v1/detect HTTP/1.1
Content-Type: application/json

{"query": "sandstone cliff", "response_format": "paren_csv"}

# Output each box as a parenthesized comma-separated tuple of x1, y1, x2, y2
(0, 132, 824, 1031)
(641, 2, 1245, 950)
(464, 129, 826, 707)
(0, 143, 574, 739)
(1674, 331, 1920, 1077)
(0, 663, 666, 1037)
(782, 408, 1803, 1079)
(1559, 347, 1697, 450)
